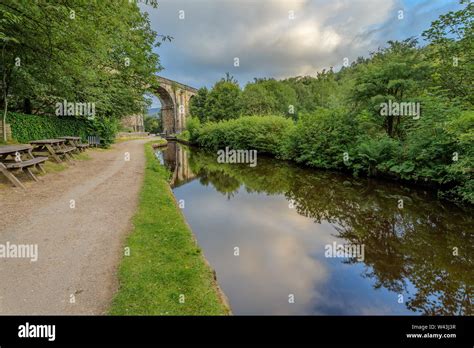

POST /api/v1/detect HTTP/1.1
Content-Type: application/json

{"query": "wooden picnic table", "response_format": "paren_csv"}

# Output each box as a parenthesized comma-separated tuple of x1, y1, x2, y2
(0, 144, 33, 156)
(59, 136, 89, 153)
(0, 144, 48, 189)
(30, 139, 76, 163)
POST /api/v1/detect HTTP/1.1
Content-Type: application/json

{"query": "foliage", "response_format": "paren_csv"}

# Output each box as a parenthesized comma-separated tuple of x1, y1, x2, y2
(196, 115, 294, 155)
(284, 108, 358, 169)
(186, 116, 201, 143)
(0, 0, 163, 141)
(351, 38, 432, 137)
(186, 2, 473, 205)
(189, 87, 209, 122)
(7, 112, 90, 142)
(422, 0, 473, 105)
(177, 130, 190, 142)
(144, 114, 161, 134)
(204, 80, 242, 122)
(239, 79, 298, 118)
(87, 117, 119, 148)
(7, 112, 118, 147)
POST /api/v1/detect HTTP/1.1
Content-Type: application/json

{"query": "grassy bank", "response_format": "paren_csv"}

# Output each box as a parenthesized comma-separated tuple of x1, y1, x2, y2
(109, 140, 230, 315)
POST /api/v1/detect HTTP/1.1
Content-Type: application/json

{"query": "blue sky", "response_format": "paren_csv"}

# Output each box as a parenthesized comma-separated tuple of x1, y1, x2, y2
(141, 0, 462, 108)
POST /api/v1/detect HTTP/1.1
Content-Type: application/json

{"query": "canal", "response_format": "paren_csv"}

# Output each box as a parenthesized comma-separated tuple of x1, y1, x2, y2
(157, 141, 473, 315)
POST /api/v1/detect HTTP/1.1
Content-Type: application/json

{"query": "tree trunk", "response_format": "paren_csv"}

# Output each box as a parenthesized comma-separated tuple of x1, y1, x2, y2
(387, 116, 393, 137)
(2, 99, 7, 142)
(23, 98, 32, 114)
(2, 43, 7, 142)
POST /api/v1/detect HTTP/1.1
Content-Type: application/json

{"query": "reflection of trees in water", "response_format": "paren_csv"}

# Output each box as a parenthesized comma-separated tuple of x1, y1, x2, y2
(187, 147, 474, 315)
(198, 169, 241, 199)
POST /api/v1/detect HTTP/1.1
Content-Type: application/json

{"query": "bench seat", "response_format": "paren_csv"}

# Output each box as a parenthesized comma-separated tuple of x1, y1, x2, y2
(5, 157, 48, 169)
(55, 146, 76, 154)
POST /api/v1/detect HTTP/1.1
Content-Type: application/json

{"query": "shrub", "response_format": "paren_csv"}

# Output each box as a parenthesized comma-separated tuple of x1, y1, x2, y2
(186, 116, 201, 143)
(195, 115, 294, 155)
(289, 108, 358, 170)
(87, 116, 119, 148)
(6, 112, 119, 147)
(7, 112, 90, 143)
(177, 130, 190, 142)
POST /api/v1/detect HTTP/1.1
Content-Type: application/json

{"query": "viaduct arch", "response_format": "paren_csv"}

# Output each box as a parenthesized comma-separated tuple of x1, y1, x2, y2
(153, 76, 198, 134)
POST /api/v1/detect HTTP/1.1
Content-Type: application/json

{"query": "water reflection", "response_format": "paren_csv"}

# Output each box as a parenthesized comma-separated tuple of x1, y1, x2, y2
(158, 142, 473, 315)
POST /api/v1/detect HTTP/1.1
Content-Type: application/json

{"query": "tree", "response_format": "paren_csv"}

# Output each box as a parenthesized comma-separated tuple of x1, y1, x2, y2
(239, 83, 277, 116)
(0, 6, 19, 141)
(144, 114, 161, 134)
(422, 0, 473, 105)
(351, 39, 432, 137)
(205, 80, 241, 121)
(0, 0, 164, 142)
(189, 87, 209, 122)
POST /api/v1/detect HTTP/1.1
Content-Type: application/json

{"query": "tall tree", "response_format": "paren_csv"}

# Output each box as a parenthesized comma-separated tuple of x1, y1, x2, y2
(0, 0, 164, 142)
(422, 0, 473, 105)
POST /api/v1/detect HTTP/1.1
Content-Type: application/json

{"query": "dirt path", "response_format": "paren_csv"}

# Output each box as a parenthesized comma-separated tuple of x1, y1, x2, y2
(0, 139, 151, 314)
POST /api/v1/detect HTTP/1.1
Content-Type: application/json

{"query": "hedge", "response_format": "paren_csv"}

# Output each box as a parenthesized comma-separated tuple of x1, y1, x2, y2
(6, 112, 119, 147)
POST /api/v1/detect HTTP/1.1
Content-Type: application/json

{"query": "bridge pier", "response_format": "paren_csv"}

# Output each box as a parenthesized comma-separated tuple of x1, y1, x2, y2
(154, 76, 197, 135)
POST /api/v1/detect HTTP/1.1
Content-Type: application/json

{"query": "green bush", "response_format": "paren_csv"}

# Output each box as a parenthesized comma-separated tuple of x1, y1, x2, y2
(352, 135, 401, 177)
(6, 112, 119, 147)
(87, 116, 119, 148)
(288, 108, 358, 169)
(7, 112, 90, 143)
(195, 115, 294, 155)
(177, 130, 190, 142)
(186, 116, 201, 143)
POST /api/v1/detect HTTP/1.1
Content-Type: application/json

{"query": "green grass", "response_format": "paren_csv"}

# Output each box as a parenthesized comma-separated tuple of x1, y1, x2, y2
(109, 140, 231, 315)
(115, 136, 151, 143)
(74, 152, 92, 161)
(41, 152, 91, 174)
(42, 161, 68, 173)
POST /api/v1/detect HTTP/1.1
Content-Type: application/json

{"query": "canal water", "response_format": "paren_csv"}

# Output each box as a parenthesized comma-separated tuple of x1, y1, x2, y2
(156, 142, 473, 315)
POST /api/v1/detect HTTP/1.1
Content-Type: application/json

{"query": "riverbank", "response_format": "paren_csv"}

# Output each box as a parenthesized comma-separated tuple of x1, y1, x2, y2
(109, 140, 231, 315)
(187, 114, 473, 206)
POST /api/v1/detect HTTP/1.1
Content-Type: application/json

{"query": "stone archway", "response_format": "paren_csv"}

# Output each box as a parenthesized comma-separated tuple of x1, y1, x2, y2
(153, 76, 197, 135)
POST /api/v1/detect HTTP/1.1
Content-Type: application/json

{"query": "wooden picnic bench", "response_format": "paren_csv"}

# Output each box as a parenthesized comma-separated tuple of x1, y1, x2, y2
(60, 136, 90, 153)
(30, 139, 76, 163)
(0, 144, 48, 189)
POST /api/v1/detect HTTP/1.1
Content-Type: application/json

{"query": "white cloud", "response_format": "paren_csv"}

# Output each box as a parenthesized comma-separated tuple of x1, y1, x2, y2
(140, 0, 453, 87)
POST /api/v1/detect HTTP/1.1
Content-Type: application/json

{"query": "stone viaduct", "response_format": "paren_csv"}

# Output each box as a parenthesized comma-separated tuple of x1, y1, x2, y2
(154, 76, 197, 135)
(121, 76, 197, 134)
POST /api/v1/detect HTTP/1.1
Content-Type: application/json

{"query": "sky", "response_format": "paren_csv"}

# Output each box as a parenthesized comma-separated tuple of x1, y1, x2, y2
(140, 0, 462, 108)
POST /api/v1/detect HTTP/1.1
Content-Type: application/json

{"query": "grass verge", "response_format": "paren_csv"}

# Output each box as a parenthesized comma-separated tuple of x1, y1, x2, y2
(109, 140, 231, 315)
(115, 136, 151, 143)
(41, 152, 91, 174)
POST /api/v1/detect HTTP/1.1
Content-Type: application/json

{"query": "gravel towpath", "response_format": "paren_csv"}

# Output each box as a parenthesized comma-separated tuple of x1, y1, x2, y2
(0, 139, 150, 314)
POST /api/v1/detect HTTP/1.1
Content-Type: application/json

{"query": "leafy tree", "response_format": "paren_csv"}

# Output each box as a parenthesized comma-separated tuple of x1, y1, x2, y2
(205, 79, 241, 122)
(351, 38, 432, 137)
(422, 0, 473, 105)
(189, 87, 209, 122)
(144, 114, 161, 134)
(0, 0, 164, 141)
(239, 83, 277, 116)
